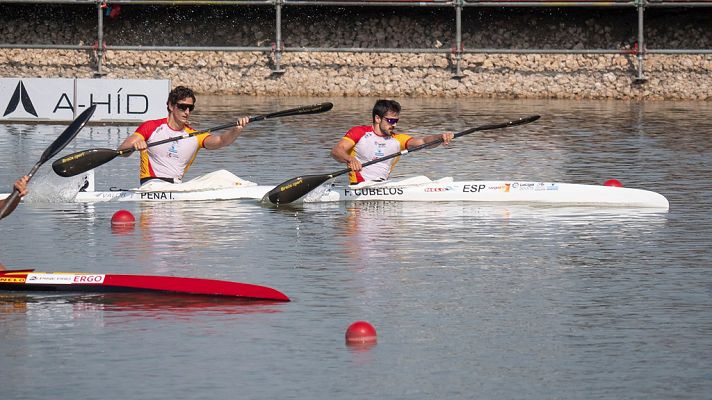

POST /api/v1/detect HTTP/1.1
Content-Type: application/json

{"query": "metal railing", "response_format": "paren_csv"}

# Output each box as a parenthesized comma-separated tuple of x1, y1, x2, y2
(1, 0, 711, 81)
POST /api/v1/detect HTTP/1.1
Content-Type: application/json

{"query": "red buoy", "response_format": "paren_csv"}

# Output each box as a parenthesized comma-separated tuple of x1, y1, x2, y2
(603, 179, 623, 187)
(111, 209, 135, 225)
(345, 321, 377, 345)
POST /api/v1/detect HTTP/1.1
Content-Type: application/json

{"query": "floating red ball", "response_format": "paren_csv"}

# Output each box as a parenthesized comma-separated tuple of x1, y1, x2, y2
(603, 179, 623, 187)
(111, 209, 135, 225)
(345, 321, 377, 344)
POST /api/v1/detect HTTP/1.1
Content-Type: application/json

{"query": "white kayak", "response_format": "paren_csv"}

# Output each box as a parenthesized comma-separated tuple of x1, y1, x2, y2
(74, 169, 271, 203)
(0, 170, 271, 203)
(72, 185, 272, 202)
(301, 176, 670, 209)
(2, 171, 669, 209)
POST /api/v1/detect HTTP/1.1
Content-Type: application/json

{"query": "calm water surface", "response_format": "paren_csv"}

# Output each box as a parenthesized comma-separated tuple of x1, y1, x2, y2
(1, 97, 711, 399)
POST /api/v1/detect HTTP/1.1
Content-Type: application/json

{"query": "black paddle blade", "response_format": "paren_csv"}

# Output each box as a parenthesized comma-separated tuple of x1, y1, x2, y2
(39, 105, 97, 164)
(268, 102, 333, 119)
(523, 115, 540, 124)
(264, 174, 334, 204)
(252, 102, 334, 122)
(453, 115, 541, 139)
(499, 114, 540, 128)
(52, 148, 120, 177)
(1, 106, 96, 220)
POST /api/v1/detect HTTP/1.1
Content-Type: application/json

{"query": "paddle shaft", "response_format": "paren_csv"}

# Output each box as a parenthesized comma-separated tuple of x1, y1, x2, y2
(52, 102, 334, 177)
(0, 105, 96, 219)
(123, 102, 334, 154)
(265, 114, 541, 204)
(51, 122, 243, 177)
(116, 121, 238, 157)
(321, 115, 541, 181)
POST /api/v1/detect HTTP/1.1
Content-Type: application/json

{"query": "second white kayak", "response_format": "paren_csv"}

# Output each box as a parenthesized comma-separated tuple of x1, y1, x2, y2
(302, 176, 670, 209)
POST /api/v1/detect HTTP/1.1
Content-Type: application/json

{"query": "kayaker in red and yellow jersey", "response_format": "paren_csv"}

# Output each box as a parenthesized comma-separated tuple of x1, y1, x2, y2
(117, 86, 250, 185)
(331, 99, 454, 184)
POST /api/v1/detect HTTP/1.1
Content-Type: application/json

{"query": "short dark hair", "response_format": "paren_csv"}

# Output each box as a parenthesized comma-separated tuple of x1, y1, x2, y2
(372, 99, 401, 122)
(167, 86, 196, 112)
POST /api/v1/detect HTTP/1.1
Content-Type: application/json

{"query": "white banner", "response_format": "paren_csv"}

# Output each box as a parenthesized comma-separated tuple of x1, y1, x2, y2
(0, 78, 170, 122)
(0, 78, 73, 121)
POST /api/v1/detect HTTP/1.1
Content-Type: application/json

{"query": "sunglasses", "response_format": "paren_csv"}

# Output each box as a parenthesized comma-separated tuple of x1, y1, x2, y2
(175, 103, 195, 112)
(382, 117, 399, 125)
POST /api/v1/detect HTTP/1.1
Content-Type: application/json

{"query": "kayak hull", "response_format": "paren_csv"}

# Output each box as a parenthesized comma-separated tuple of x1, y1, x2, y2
(72, 185, 273, 202)
(303, 177, 670, 209)
(0, 270, 290, 301)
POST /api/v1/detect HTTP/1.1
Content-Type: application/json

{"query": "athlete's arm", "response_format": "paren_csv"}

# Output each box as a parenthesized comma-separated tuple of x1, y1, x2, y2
(204, 117, 249, 150)
(117, 133, 147, 155)
(407, 132, 454, 149)
(0, 176, 29, 216)
(331, 138, 362, 171)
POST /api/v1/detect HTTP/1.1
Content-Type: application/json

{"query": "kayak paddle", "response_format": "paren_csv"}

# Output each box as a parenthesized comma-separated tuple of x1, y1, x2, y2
(51, 102, 334, 177)
(0, 105, 96, 220)
(263, 114, 541, 205)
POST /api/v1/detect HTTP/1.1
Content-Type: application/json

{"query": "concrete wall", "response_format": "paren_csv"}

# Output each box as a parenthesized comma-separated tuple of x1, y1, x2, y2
(1, 5, 710, 100)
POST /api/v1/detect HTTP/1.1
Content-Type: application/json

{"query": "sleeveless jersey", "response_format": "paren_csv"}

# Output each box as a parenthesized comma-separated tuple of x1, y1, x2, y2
(343, 125, 412, 184)
(133, 118, 210, 183)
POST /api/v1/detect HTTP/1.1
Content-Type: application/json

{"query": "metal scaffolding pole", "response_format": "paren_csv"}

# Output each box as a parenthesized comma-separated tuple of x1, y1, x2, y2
(95, 1, 105, 77)
(273, 0, 285, 74)
(454, 0, 463, 79)
(635, 0, 646, 83)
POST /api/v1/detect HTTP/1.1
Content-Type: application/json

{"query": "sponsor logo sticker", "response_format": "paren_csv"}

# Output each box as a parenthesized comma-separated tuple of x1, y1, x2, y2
(72, 275, 105, 284)
(424, 187, 453, 192)
(511, 182, 536, 191)
(26, 273, 105, 285)
(26, 273, 75, 284)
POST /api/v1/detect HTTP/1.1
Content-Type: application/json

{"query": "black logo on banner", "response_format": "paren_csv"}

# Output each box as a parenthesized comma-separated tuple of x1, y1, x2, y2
(3, 81, 38, 117)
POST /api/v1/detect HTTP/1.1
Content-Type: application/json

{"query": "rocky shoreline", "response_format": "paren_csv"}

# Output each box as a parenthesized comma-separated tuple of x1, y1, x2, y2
(0, 5, 710, 100)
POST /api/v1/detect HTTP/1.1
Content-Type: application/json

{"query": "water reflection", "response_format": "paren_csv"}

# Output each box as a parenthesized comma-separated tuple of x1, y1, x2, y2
(1, 292, 285, 321)
(291, 200, 672, 277)
(101, 201, 270, 274)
